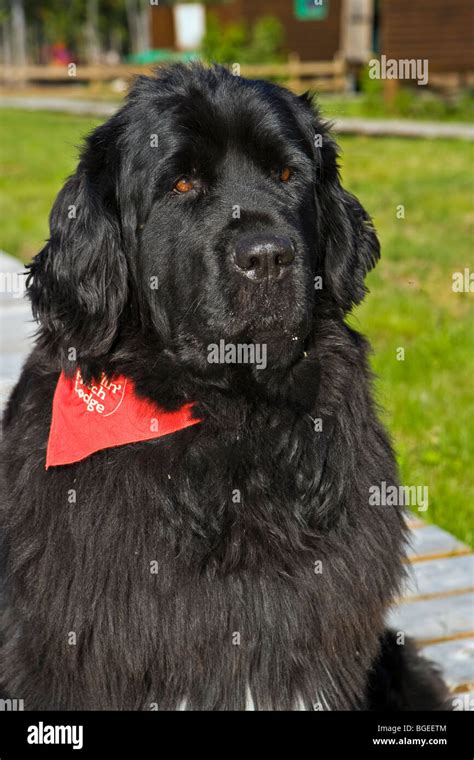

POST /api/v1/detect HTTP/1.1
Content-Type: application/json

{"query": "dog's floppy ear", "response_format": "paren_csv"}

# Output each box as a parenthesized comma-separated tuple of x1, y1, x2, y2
(27, 124, 128, 371)
(319, 167, 380, 312)
(299, 93, 380, 313)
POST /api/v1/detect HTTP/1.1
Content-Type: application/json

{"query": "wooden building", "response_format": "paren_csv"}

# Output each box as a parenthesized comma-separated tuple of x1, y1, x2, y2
(150, 0, 372, 63)
(381, 0, 474, 75)
(150, 0, 473, 76)
(208, 0, 345, 62)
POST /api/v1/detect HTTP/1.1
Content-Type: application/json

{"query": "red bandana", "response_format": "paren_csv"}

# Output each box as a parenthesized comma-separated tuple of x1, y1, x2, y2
(46, 370, 200, 468)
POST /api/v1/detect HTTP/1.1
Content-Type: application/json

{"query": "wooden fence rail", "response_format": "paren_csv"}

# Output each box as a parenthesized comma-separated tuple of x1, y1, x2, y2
(0, 57, 348, 93)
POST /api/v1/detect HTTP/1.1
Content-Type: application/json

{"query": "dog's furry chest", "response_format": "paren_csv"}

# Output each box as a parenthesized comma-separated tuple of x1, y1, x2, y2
(2, 387, 404, 710)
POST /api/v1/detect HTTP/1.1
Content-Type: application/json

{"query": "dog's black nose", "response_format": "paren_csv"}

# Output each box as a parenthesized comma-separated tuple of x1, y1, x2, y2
(234, 234, 295, 281)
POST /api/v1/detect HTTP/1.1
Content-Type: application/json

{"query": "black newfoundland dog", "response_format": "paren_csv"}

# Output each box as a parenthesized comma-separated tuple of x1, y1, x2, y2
(0, 65, 450, 710)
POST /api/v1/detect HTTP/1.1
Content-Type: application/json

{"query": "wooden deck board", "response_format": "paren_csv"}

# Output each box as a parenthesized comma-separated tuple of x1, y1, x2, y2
(394, 518, 474, 698)
(389, 591, 474, 640)
(402, 554, 474, 599)
(420, 637, 474, 690)
(406, 524, 470, 561)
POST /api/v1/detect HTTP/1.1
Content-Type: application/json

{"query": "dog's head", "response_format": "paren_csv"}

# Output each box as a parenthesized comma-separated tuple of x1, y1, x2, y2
(28, 64, 379, 378)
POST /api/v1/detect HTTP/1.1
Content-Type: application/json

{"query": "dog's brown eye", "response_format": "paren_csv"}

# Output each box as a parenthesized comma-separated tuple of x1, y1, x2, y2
(279, 167, 292, 183)
(174, 178, 194, 194)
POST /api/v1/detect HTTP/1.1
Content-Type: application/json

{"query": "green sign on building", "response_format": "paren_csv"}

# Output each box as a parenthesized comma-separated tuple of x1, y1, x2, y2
(294, 0, 329, 21)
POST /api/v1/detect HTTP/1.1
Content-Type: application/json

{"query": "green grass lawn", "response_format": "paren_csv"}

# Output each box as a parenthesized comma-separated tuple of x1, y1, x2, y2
(0, 110, 103, 262)
(1, 108, 472, 545)
(319, 90, 474, 123)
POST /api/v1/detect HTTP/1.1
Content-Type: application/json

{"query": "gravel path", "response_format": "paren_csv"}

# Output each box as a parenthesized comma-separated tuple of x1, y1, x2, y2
(1, 95, 473, 139)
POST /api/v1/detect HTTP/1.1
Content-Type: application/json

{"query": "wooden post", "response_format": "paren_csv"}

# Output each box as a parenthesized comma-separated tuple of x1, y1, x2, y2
(288, 52, 300, 93)
(383, 77, 399, 109)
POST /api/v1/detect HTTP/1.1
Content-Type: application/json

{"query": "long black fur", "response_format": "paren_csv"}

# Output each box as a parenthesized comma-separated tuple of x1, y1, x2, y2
(0, 64, 450, 710)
